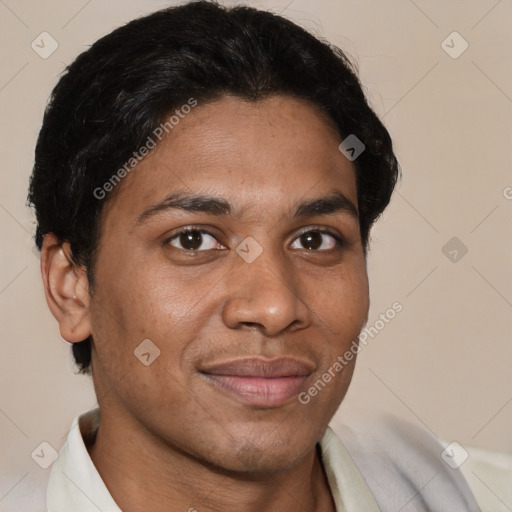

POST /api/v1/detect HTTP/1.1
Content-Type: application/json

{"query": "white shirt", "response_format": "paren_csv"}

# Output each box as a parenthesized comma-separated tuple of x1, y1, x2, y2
(46, 408, 381, 511)
(460, 445, 512, 512)
(18, 407, 510, 511)
(47, 409, 512, 512)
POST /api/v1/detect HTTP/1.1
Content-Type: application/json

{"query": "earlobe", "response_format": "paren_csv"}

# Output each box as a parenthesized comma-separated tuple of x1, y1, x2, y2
(40, 233, 92, 343)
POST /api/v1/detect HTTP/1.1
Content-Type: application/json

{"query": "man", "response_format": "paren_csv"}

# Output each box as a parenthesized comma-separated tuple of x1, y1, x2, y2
(28, 1, 500, 510)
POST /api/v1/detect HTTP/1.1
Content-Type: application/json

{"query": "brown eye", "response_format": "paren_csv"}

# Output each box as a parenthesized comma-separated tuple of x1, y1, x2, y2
(168, 229, 222, 251)
(291, 230, 338, 251)
(300, 231, 322, 250)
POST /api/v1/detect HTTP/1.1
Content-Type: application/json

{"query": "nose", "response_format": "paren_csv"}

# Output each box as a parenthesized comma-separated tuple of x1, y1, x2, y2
(221, 247, 312, 336)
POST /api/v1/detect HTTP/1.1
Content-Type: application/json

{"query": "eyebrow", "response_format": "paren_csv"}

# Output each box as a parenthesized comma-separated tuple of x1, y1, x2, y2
(135, 190, 358, 225)
(136, 192, 231, 224)
(293, 191, 359, 219)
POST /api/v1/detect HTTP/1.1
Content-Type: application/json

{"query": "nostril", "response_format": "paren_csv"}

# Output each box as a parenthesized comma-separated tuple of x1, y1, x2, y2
(240, 322, 265, 330)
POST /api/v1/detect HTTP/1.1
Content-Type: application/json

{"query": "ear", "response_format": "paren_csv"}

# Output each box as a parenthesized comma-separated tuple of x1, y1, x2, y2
(40, 233, 92, 343)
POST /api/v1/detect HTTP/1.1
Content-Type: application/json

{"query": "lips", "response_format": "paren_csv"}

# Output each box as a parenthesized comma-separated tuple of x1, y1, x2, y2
(199, 357, 314, 407)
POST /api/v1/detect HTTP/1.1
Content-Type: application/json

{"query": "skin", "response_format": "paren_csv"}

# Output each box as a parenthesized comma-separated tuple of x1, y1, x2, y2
(41, 95, 370, 512)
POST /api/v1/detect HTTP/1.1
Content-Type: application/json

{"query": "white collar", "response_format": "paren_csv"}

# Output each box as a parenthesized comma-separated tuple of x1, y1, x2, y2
(47, 408, 121, 512)
(47, 408, 380, 512)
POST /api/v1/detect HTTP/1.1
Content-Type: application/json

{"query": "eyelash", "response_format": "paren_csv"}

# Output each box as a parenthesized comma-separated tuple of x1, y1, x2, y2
(293, 227, 346, 250)
(164, 225, 346, 252)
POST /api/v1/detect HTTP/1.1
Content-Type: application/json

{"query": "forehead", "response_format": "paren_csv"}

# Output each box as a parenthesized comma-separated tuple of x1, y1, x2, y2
(103, 95, 357, 223)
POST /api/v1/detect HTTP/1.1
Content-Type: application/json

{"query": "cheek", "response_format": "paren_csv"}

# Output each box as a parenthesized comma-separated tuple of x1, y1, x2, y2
(94, 254, 188, 329)
(89, 255, 218, 374)
(310, 260, 369, 337)
(87, 254, 167, 377)
(87, 261, 200, 413)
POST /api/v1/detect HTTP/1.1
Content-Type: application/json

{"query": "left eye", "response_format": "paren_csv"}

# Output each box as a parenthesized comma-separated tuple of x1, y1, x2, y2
(168, 229, 223, 251)
(290, 230, 339, 251)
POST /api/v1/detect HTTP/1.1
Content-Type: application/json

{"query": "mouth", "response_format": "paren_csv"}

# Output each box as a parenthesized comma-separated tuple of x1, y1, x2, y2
(199, 357, 314, 407)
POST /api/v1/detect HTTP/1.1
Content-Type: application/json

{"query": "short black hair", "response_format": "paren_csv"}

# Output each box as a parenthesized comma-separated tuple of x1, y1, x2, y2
(28, 0, 400, 375)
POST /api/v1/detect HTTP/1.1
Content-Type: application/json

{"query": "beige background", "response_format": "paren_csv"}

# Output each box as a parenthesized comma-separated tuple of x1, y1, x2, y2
(1, 0, 511, 503)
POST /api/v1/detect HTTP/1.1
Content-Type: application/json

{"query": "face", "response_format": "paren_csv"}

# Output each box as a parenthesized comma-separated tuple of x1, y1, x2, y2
(87, 95, 369, 473)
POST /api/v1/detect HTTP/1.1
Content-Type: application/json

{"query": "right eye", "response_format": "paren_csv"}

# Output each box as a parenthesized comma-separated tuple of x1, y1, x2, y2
(166, 229, 225, 252)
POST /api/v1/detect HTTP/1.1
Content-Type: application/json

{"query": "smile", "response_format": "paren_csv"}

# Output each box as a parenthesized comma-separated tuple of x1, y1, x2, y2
(199, 357, 314, 407)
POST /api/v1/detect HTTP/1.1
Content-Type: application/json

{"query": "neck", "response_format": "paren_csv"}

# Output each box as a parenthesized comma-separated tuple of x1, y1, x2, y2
(86, 406, 335, 512)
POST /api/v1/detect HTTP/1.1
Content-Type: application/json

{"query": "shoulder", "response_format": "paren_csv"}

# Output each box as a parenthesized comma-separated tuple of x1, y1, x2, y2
(459, 445, 512, 512)
(329, 413, 485, 511)
(0, 466, 49, 511)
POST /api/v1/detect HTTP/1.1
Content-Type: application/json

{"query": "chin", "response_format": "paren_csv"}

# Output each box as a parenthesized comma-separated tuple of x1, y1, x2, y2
(205, 426, 317, 476)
